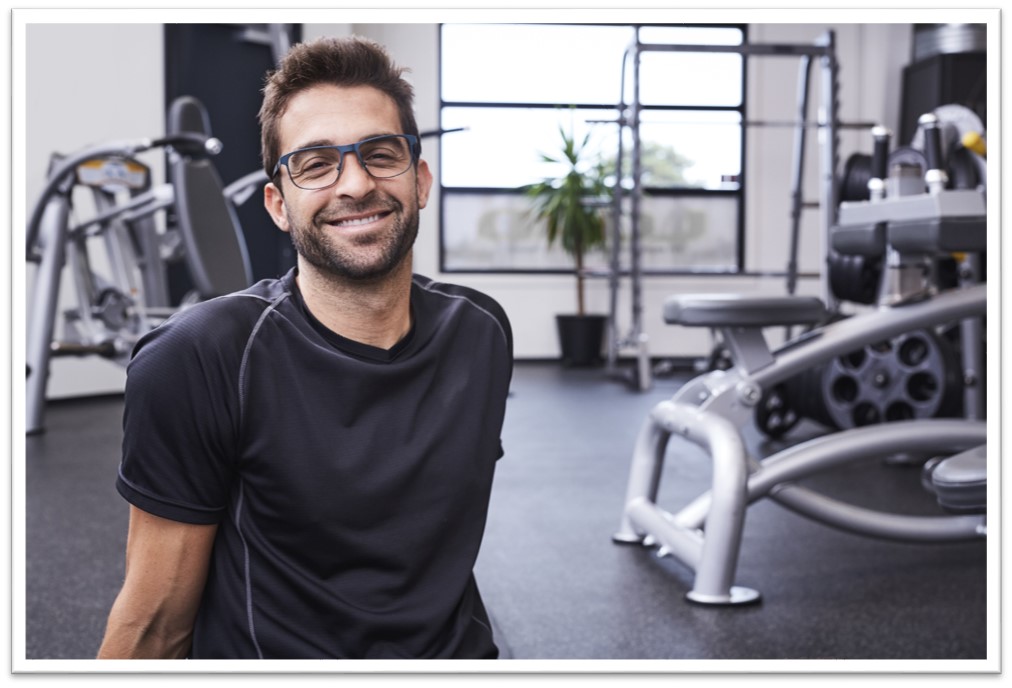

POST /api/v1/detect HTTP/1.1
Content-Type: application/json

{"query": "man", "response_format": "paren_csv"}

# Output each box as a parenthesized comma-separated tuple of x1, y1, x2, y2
(97, 35, 513, 659)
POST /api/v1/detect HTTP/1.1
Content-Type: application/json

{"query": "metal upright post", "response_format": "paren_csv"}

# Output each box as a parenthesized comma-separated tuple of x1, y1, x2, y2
(959, 253, 985, 420)
(629, 35, 651, 391)
(606, 33, 839, 389)
(817, 30, 840, 313)
(786, 55, 813, 297)
(26, 187, 73, 435)
(605, 52, 629, 376)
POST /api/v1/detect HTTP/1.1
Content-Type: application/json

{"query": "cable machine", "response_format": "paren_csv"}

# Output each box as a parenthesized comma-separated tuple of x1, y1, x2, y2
(604, 29, 842, 391)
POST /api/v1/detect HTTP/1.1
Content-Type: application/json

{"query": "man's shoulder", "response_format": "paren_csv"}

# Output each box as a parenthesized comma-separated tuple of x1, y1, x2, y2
(134, 277, 292, 358)
(412, 275, 512, 340)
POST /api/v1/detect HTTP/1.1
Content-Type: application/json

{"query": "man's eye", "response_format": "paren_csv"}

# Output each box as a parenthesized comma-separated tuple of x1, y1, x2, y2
(296, 158, 333, 176)
(364, 148, 402, 165)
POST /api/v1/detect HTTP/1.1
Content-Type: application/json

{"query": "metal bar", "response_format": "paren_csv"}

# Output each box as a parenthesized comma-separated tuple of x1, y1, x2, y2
(636, 42, 831, 57)
(753, 283, 986, 390)
(770, 484, 985, 542)
(627, 38, 653, 391)
(223, 170, 268, 207)
(743, 119, 877, 129)
(629, 39, 645, 378)
(26, 194, 72, 435)
(626, 498, 703, 568)
(959, 253, 985, 420)
(674, 418, 986, 536)
(634, 400, 758, 604)
(613, 415, 669, 542)
(605, 56, 628, 375)
(748, 419, 986, 496)
(131, 213, 170, 308)
(786, 55, 812, 298)
(818, 30, 841, 311)
(27, 140, 154, 260)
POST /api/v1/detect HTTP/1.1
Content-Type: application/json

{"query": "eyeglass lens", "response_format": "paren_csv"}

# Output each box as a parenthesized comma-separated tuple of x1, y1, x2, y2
(287, 136, 413, 189)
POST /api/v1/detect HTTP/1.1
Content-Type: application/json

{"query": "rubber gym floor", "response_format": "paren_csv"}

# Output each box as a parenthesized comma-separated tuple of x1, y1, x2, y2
(23, 361, 988, 663)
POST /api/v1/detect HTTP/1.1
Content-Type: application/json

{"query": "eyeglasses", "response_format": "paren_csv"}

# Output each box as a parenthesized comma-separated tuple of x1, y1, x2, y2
(273, 134, 419, 190)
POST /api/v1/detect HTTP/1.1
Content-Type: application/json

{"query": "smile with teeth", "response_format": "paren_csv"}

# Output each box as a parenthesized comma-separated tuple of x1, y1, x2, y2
(328, 211, 391, 229)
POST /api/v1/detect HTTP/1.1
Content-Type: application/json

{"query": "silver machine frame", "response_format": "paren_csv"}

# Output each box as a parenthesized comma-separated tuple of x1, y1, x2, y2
(604, 29, 842, 392)
(27, 139, 184, 435)
(25, 126, 259, 435)
(612, 106, 988, 605)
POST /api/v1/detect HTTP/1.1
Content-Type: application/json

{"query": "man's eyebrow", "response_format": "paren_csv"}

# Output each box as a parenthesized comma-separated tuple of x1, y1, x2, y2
(287, 133, 400, 153)
(291, 139, 335, 151)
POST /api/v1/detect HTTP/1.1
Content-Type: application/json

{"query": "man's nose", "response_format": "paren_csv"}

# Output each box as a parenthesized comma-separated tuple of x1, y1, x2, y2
(331, 152, 378, 198)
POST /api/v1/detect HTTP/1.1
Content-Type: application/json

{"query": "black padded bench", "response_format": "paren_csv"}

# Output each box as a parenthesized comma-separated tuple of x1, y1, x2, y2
(664, 294, 827, 329)
(663, 294, 827, 374)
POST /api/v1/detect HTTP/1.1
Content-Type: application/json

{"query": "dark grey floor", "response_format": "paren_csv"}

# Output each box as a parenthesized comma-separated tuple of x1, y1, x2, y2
(24, 362, 988, 661)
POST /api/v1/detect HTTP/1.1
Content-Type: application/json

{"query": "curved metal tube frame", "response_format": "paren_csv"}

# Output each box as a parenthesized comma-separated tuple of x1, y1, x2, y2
(614, 286, 988, 604)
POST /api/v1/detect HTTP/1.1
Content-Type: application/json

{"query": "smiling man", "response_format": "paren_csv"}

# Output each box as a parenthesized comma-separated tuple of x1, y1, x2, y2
(97, 36, 513, 660)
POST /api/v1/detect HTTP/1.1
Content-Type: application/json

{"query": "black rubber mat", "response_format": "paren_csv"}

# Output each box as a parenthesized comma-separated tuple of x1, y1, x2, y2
(23, 363, 988, 661)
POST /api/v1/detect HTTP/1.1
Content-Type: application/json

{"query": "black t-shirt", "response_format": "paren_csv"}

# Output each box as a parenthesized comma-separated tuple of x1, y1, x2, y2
(116, 269, 513, 659)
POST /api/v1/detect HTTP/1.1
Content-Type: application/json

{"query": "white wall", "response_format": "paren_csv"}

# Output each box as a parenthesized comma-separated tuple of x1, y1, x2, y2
(25, 21, 914, 398)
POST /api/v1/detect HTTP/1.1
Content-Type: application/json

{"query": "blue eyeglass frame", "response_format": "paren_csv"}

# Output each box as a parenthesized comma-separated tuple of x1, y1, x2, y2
(272, 134, 420, 188)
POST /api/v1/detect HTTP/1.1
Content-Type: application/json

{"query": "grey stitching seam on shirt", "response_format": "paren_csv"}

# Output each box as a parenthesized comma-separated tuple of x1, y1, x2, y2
(237, 292, 290, 429)
(232, 291, 288, 659)
(233, 481, 264, 659)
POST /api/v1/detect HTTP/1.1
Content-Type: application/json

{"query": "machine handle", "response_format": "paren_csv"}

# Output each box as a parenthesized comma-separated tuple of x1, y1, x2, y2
(919, 113, 943, 172)
(26, 133, 223, 261)
(918, 113, 948, 194)
(870, 126, 891, 181)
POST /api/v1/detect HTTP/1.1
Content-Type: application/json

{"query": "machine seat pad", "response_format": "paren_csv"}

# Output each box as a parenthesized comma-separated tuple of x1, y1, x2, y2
(931, 444, 986, 514)
(664, 294, 826, 328)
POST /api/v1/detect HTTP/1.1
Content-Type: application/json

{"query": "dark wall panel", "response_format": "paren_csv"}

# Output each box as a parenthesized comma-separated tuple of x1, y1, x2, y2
(164, 24, 300, 301)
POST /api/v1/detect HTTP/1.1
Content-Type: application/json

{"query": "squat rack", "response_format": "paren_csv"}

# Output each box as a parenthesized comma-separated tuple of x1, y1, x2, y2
(603, 29, 842, 391)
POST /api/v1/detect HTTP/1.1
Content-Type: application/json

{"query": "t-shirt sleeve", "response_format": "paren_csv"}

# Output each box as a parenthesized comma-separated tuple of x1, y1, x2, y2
(116, 303, 247, 525)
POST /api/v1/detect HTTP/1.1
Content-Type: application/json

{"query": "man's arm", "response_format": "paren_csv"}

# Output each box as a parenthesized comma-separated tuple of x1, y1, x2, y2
(97, 506, 218, 659)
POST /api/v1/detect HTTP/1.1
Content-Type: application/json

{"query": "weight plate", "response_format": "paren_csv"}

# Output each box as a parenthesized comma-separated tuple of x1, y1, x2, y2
(818, 329, 957, 429)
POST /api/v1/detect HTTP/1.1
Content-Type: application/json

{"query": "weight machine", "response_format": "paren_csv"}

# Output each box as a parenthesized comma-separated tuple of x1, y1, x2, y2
(603, 29, 843, 392)
(612, 112, 987, 605)
(26, 97, 255, 435)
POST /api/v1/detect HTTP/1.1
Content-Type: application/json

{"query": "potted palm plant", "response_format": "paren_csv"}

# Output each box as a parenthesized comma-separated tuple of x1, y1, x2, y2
(526, 123, 610, 366)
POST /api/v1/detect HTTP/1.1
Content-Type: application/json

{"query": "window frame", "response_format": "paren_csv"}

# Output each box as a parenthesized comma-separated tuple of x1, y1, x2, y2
(437, 22, 749, 276)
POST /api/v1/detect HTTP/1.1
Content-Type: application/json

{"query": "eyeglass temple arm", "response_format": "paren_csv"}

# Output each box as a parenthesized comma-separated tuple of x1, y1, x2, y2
(418, 127, 467, 138)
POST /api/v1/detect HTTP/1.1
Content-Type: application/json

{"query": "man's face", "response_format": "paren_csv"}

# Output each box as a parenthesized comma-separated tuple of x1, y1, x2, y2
(264, 84, 433, 281)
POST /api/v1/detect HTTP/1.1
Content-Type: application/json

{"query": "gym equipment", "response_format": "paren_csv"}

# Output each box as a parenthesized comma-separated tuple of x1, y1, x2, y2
(26, 96, 254, 435)
(601, 31, 844, 392)
(772, 112, 987, 438)
(612, 116, 987, 606)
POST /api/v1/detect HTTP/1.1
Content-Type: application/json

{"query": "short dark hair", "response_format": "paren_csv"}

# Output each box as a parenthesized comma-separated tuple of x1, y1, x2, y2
(259, 35, 419, 178)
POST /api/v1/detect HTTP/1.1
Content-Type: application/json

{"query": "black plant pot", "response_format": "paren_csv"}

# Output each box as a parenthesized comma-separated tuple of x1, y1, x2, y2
(556, 314, 607, 367)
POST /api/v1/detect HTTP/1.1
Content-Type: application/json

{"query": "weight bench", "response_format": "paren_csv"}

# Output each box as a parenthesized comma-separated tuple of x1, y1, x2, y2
(613, 117, 987, 606)
(613, 289, 986, 605)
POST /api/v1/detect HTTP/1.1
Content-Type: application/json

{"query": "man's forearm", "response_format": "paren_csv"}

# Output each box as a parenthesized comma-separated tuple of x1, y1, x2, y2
(97, 599, 194, 659)
(98, 507, 216, 659)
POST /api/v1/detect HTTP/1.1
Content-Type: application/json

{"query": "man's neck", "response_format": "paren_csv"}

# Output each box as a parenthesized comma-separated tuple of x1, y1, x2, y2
(295, 256, 414, 350)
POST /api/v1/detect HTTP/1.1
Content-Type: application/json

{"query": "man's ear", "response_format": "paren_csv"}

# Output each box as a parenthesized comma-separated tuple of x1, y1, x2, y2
(263, 181, 291, 233)
(415, 159, 434, 210)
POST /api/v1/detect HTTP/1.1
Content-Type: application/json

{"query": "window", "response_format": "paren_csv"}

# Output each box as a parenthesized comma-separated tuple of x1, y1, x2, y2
(439, 23, 747, 273)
